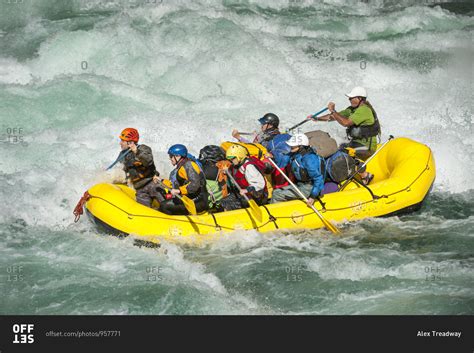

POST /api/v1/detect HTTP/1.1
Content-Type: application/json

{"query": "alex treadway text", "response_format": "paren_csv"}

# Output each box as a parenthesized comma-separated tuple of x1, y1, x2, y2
(417, 331, 462, 338)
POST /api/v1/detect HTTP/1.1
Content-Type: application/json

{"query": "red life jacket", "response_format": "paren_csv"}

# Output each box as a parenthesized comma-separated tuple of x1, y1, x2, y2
(273, 166, 293, 189)
(231, 157, 268, 195)
(260, 157, 295, 189)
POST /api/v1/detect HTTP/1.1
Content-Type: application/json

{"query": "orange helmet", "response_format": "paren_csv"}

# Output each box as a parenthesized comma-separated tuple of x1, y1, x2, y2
(119, 128, 139, 142)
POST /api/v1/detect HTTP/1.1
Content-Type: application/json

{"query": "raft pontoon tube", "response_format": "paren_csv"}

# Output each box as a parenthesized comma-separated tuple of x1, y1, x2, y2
(85, 137, 435, 244)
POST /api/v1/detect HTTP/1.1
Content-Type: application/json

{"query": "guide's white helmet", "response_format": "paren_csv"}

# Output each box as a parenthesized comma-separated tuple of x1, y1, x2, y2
(345, 86, 367, 98)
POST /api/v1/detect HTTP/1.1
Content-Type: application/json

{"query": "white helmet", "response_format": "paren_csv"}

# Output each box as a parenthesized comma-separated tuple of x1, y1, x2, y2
(345, 86, 367, 98)
(286, 133, 309, 147)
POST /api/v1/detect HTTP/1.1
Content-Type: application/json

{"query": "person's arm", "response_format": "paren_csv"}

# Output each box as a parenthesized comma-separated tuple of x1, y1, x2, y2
(305, 154, 324, 199)
(326, 102, 354, 127)
(232, 129, 251, 143)
(273, 152, 290, 170)
(135, 145, 154, 166)
(244, 164, 266, 193)
(268, 135, 291, 168)
(271, 147, 291, 169)
(310, 112, 334, 122)
(308, 105, 339, 122)
(122, 150, 139, 179)
(328, 111, 354, 127)
(309, 103, 353, 126)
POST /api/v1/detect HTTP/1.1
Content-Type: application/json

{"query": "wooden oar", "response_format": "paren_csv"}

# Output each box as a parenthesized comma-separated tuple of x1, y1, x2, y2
(156, 181, 197, 215)
(225, 170, 263, 222)
(267, 158, 340, 234)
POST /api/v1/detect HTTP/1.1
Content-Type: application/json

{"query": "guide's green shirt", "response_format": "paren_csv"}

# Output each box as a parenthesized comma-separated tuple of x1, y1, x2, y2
(339, 104, 377, 151)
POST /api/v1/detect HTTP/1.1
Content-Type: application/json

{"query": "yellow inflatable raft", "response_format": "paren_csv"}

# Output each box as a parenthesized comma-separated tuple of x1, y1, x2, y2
(84, 137, 435, 244)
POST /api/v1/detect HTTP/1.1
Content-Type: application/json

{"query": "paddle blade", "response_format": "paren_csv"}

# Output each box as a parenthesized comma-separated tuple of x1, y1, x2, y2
(180, 195, 197, 215)
(322, 218, 340, 234)
(248, 199, 263, 223)
(309, 204, 340, 234)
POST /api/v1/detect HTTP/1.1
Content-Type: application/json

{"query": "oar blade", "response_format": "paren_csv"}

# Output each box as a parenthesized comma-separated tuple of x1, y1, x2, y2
(248, 199, 263, 222)
(309, 204, 340, 234)
(322, 218, 340, 234)
(181, 195, 197, 215)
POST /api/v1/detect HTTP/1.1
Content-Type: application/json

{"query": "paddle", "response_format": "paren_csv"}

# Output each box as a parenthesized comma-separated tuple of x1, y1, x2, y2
(155, 180, 197, 215)
(339, 135, 394, 191)
(225, 169, 263, 222)
(287, 107, 329, 132)
(267, 158, 340, 234)
(106, 148, 132, 171)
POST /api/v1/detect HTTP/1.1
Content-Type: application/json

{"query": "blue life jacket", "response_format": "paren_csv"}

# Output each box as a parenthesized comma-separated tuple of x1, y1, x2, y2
(290, 147, 324, 198)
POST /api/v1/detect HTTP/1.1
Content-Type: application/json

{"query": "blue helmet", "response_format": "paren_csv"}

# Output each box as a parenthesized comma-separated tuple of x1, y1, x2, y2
(168, 144, 188, 157)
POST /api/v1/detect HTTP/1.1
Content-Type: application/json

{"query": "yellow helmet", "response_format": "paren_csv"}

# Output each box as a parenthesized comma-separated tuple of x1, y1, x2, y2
(226, 144, 248, 163)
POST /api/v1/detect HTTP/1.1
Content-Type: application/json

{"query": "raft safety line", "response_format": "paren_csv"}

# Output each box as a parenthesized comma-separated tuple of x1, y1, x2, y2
(322, 149, 432, 212)
(85, 150, 432, 232)
(262, 205, 279, 229)
(316, 196, 326, 210)
(210, 212, 222, 231)
(73, 191, 91, 222)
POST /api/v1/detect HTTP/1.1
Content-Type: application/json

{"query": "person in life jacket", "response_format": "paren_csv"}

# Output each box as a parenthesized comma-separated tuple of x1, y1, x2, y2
(220, 144, 268, 211)
(158, 144, 209, 215)
(271, 133, 324, 207)
(198, 145, 232, 211)
(308, 87, 379, 185)
(232, 113, 292, 189)
(118, 128, 161, 207)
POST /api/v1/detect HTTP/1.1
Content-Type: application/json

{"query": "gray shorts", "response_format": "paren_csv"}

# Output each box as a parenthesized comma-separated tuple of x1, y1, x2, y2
(271, 183, 313, 203)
